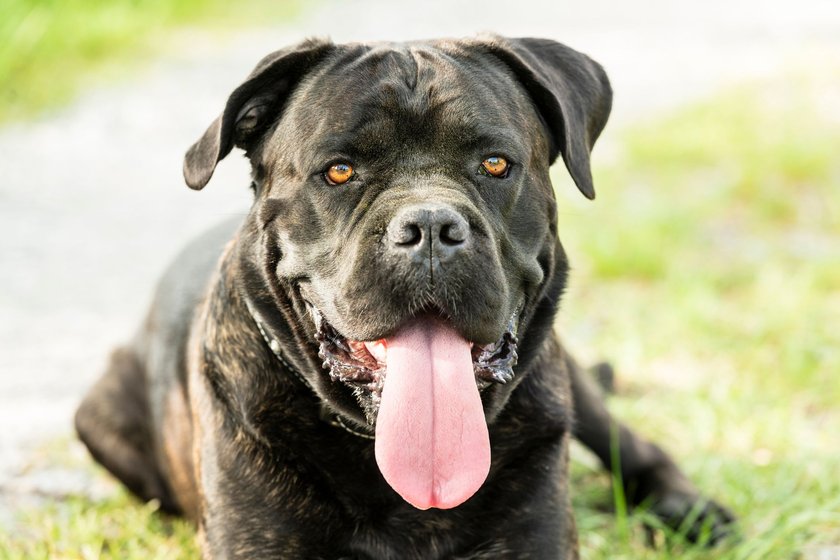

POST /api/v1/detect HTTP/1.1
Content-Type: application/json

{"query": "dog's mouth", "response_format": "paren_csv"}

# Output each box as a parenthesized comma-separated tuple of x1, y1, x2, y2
(310, 306, 519, 412)
(307, 303, 520, 511)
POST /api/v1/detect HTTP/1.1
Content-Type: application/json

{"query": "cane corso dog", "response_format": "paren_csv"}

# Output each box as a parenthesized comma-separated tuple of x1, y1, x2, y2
(76, 36, 733, 558)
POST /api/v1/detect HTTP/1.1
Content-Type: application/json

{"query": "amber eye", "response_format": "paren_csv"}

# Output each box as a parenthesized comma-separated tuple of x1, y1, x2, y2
(480, 156, 510, 178)
(325, 162, 355, 185)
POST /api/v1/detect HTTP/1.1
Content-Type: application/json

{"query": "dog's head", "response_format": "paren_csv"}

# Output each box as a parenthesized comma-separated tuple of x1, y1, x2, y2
(184, 36, 610, 509)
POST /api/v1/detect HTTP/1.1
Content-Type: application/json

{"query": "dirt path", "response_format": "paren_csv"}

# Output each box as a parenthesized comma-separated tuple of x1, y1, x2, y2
(1, 0, 837, 521)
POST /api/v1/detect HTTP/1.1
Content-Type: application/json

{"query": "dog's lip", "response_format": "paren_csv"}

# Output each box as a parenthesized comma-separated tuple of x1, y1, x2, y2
(306, 300, 523, 346)
(362, 339, 388, 363)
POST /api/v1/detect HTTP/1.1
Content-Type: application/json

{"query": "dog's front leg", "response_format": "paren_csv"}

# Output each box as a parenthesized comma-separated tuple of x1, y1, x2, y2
(562, 343, 735, 542)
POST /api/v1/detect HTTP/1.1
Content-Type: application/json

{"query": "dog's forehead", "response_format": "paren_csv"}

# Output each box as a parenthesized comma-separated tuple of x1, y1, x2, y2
(314, 42, 526, 111)
(275, 41, 541, 163)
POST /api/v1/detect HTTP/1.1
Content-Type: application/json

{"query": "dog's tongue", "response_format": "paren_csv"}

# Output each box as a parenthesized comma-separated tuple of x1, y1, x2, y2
(373, 317, 490, 510)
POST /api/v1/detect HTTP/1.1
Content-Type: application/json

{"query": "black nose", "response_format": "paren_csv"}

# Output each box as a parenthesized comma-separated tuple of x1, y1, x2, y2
(386, 204, 471, 263)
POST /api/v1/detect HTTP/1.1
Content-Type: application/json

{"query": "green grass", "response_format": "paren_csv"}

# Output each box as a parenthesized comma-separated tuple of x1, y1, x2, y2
(0, 493, 198, 560)
(2, 69, 839, 558)
(558, 69, 840, 558)
(0, 438, 198, 560)
(0, 0, 302, 123)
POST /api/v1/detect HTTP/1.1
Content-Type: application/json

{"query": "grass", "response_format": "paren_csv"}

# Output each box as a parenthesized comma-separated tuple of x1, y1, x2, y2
(1, 69, 839, 558)
(557, 69, 840, 558)
(0, 438, 198, 559)
(0, 0, 302, 123)
(0, 494, 198, 560)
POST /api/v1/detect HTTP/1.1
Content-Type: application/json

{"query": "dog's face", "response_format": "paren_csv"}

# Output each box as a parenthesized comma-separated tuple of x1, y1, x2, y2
(184, 36, 610, 509)
(267, 42, 550, 347)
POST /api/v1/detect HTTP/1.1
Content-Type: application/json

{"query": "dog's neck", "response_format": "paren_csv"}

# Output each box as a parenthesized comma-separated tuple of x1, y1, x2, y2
(242, 295, 376, 441)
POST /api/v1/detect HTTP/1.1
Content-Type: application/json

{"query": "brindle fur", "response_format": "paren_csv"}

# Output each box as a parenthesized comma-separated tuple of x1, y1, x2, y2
(76, 35, 732, 559)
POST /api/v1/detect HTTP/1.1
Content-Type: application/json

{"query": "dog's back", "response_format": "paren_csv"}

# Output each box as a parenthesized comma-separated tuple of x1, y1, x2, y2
(75, 218, 239, 517)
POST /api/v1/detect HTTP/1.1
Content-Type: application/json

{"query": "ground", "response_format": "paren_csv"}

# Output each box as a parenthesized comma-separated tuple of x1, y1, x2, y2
(0, 0, 839, 558)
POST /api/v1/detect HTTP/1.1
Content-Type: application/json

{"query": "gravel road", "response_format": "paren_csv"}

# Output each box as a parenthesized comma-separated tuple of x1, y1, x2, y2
(1, 0, 837, 520)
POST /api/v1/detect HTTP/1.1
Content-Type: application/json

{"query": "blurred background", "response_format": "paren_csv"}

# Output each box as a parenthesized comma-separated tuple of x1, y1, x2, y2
(0, 0, 838, 558)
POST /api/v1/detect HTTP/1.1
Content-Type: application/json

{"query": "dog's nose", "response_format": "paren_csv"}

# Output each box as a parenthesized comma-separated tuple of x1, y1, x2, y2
(386, 204, 471, 262)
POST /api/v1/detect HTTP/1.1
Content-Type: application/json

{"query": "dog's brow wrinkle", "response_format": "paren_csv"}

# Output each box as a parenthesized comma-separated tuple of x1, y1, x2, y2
(407, 48, 422, 91)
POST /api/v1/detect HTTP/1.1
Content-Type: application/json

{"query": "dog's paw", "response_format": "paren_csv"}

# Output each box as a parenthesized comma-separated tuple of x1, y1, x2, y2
(644, 489, 737, 545)
(622, 461, 736, 546)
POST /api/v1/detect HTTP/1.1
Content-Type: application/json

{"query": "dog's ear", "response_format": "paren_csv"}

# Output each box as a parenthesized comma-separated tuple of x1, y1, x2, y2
(183, 38, 335, 190)
(481, 37, 612, 199)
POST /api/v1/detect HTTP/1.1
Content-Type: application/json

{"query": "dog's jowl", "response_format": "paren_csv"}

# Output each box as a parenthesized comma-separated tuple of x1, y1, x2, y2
(76, 36, 733, 559)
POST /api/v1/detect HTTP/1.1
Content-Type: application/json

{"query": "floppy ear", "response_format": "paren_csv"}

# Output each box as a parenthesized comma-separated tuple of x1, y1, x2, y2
(481, 37, 612, 199)
(183, 38, 335, 190)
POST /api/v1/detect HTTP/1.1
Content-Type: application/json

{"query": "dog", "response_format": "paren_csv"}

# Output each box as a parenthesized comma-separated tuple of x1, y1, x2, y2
(76, 35, 733, 559)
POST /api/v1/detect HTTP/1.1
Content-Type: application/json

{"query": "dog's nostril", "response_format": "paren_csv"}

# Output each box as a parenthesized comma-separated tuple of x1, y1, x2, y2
(439, 223, 467, 246)
(395, 223, 423, 246)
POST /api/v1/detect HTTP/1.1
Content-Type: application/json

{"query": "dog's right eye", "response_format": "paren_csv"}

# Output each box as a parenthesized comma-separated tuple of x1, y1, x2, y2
(324, 162, 355, 186)
(479, 156, 510, 178)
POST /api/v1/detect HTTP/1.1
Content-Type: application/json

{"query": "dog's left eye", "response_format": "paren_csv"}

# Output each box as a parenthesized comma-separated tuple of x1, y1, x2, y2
(479, 156, 510, 178)
(324, 162, 355, 186)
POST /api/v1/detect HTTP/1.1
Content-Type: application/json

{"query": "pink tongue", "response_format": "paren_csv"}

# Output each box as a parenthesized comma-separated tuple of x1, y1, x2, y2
(374, 317, 491, 510)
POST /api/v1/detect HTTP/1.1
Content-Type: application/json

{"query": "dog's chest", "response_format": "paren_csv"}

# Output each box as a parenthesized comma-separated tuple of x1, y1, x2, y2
(345, 519, 491, 560)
